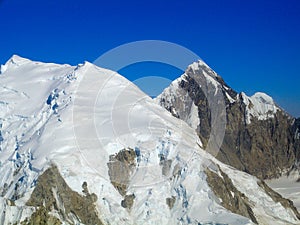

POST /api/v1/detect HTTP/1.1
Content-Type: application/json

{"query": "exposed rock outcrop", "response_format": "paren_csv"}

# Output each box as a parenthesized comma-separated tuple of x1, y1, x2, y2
(219, 101, 296, 179)
(107, 148, 136, 209)
(166, 196, 176, 209)
(26, 165, 103, 225)
(205, 166, 258, 224)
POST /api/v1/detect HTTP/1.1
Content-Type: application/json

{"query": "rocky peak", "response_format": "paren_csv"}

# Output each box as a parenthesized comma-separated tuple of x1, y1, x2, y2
(187, 60, 237, 96)
(157, 60, 299, 179)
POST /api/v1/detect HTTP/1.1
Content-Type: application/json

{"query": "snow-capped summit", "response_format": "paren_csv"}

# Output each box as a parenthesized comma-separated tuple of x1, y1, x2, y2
(172, 61, 280, 124)
(0, 56, 299, 225)
(6, 54, 30, 65)
(188, 60, 214, 74)
(0, 55, 30, 74)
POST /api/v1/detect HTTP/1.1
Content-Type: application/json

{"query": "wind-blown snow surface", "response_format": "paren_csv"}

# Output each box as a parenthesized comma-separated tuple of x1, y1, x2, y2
(0, 56, 298, 225)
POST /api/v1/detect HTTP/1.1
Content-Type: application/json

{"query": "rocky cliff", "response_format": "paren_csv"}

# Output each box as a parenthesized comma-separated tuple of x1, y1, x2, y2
(157, 61, 300, 179)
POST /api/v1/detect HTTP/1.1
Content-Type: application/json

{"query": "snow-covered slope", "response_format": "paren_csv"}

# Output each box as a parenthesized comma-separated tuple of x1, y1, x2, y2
(0, 56, 299, 225)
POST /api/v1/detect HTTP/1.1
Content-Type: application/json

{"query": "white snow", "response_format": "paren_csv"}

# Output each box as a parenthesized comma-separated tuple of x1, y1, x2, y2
(240, 92, 279, 124)
(267, 172, 300, 211)
(189, 60, 216, 77)
(187, 102, 200, 130)
(0, 56, 298, 225)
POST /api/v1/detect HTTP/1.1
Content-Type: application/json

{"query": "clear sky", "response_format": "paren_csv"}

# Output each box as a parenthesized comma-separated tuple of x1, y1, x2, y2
(0, 0, 299, 117)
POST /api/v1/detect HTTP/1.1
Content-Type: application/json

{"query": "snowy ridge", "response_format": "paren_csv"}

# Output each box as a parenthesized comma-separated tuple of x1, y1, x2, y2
(188, 60, 224, 94)
(0, 56, 298, 224)
(189, 60, 218, 78)
(0, 55, 30, 74)
(240, 92, 280, 124)
(158, 60, 282, 125)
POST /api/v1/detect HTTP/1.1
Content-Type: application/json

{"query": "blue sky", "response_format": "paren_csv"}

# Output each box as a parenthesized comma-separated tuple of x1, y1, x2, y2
(0, 0, 299, 116)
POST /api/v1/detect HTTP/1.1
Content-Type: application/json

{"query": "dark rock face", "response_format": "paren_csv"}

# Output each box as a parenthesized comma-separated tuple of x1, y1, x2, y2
(121, 194, 135, 209)
(107, 148, 136, 209)
(26, 165, 103, 225)
(158, 62, 300, 179)
(205, 166, 258, 224)
(166, 196, 176, 209)
(220, 103, 296, 179)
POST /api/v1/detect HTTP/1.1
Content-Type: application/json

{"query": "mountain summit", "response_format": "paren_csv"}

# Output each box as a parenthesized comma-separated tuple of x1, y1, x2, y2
(157, 60, 300, 180)
(0, 56, 299, 225)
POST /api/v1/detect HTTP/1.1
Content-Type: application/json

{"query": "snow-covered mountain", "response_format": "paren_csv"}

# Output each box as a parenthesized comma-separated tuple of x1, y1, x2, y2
(157, 60, 300, 180)
(0, 55, 299, 225)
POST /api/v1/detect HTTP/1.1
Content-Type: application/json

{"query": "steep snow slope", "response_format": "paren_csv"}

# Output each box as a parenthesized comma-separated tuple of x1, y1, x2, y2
(0, 56, 299, 225)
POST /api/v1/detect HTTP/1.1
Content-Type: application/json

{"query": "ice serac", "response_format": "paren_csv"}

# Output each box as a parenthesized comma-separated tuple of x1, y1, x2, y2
(157, 60, 300, 180)
(0, 56, 299, 225)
